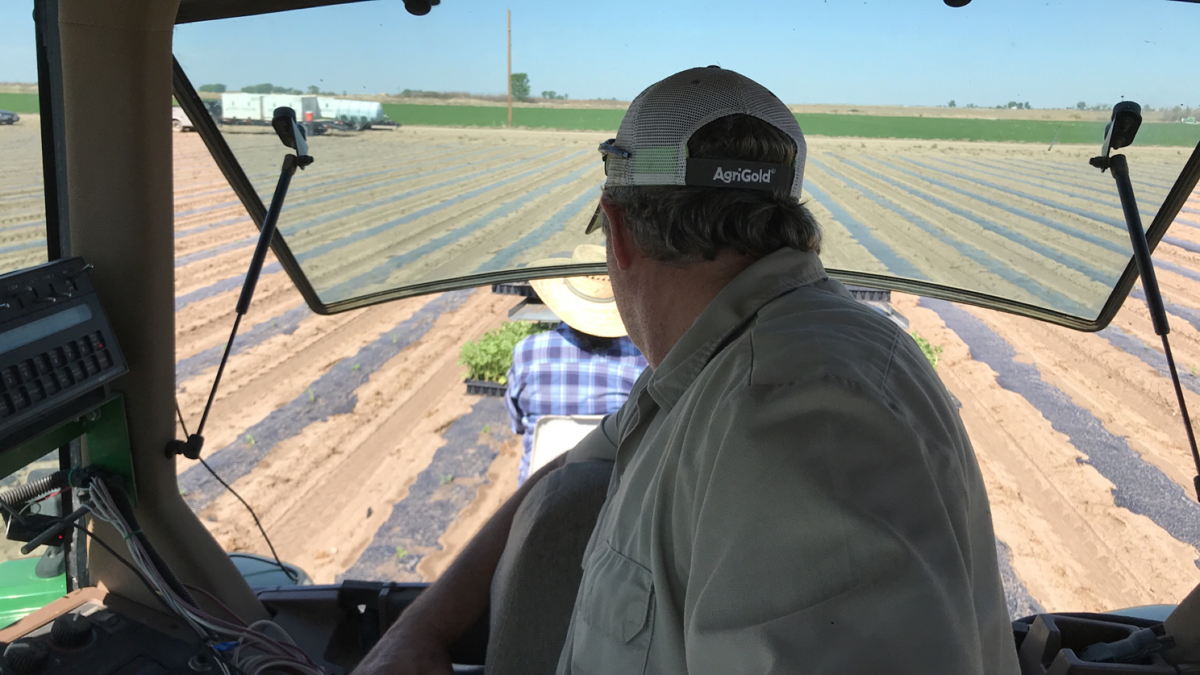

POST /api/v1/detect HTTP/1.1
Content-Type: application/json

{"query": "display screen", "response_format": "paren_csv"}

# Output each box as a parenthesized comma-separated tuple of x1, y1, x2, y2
(0, 305, 92, 355)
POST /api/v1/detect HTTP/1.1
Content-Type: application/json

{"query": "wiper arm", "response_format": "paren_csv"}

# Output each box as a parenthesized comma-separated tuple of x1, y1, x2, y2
(1091, 102, 1200, 502)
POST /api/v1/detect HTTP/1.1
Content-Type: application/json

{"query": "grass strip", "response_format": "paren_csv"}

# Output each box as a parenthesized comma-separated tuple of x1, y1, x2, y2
(0, 93, 38, 115)
(381, 103, 1200, 147)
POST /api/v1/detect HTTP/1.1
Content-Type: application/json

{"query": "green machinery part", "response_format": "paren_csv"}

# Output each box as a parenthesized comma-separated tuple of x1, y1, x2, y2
(0, 394, 135, 627)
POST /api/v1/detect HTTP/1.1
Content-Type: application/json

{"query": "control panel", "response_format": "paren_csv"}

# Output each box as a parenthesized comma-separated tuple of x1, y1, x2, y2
(0, 258, 128, 447)
(0, 591, 211, 674)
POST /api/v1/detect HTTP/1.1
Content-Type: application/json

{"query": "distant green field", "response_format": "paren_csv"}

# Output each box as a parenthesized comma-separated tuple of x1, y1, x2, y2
(0, 93, 38, 115)
(382, 103, 1200, 147)
(382, 103, 623, 132)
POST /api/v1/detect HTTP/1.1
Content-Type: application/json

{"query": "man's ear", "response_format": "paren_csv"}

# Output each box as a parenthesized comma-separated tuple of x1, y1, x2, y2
(600, 197, 635, 271)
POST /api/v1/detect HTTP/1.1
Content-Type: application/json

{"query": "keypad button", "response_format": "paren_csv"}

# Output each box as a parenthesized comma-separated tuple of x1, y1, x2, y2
(17, 361, 34, 381)
(28, 381, 45, 402)
(93, 331, 106, 350)
(98, 350, 113, 369)
(67, 342, 81, 360)
(43, 376, 59, 395)
(69, 362, 86, 381)
(82, 358, 98, 376)
(57, 369, 74, 387)
(35, 355, 51, 374)
(80, 337, 95, 355)
(2, 368, 19, 389)
(49, 348, 66, 367)
(1, 395, 13, 416)
(13, 389, 30, 409)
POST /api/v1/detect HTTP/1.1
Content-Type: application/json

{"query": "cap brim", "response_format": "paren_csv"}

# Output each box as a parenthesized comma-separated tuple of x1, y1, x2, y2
(585, 202, 607, 235)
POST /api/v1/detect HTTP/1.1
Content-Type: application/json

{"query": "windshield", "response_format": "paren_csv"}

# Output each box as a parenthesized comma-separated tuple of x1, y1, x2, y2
(174, 0, 1200, 327)
(159, 0, 1200, 616)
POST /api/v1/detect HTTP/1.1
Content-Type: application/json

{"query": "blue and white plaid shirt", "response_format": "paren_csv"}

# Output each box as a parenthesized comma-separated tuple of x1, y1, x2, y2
(506, 323, 647, 483)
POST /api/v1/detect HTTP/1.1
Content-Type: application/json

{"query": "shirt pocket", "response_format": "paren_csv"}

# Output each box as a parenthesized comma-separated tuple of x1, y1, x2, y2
(570, 544, 656, 674)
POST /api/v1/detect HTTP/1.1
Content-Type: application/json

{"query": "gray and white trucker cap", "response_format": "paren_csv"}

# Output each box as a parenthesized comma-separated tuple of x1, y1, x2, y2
(587, 66, 806, 234)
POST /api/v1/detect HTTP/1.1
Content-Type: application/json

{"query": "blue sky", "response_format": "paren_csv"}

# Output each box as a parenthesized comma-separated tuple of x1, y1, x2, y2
(2, 0, 1196, 109)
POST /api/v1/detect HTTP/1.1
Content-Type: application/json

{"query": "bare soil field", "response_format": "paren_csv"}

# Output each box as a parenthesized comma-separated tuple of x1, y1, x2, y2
(2, 120, 1199, 618)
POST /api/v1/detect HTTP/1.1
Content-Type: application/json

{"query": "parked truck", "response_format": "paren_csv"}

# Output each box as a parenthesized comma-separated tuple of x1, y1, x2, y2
(170, 105, 193, 131)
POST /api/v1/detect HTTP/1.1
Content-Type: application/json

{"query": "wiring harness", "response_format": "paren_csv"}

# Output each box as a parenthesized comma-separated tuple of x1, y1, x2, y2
(82, 475, 326, 675)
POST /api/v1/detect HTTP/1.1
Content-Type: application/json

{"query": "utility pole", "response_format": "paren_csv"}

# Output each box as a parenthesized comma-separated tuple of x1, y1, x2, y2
(506, 9, 513, 127)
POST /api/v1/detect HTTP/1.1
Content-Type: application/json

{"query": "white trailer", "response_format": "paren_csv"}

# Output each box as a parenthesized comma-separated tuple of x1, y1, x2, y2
(220, 92, 320, 124)
(316, 97, 387, 129)
(219, 92, 389, 131)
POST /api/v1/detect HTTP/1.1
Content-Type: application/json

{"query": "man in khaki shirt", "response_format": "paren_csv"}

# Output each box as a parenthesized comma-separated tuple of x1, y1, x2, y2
(357, 66, 1019, 674)
(557, 245, 1017, 673)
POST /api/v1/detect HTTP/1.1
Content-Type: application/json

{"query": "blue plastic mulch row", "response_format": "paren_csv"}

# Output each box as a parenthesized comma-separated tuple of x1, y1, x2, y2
(173, 150, 589, 312)
(826, 153, 1200, 396)
(174, 146, 555, 269)
(318, 163, 598, 303)
(899, 156, 1200, 259)
(340, 396, 511, 582)
(822, 156, 1200, 333)
(805, 170, 1200, 599)
(179, 290, 471, 510)
(809, 158, 1086, 314)
(924, 297, 1200, 552)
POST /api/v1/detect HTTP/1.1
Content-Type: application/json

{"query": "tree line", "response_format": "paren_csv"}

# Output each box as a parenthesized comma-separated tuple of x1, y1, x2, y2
(944, 97, 1198, 121)
(201, 74, 567, 103)
(393, 74, 568, 103)
(197, 83, 342, 96)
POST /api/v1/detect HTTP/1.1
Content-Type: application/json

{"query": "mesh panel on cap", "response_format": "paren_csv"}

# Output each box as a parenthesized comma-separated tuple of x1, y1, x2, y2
(605, 67, 806, 198)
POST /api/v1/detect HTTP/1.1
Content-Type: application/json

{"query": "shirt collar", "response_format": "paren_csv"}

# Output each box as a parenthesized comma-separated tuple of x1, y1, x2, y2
(645, 248, 828, 410)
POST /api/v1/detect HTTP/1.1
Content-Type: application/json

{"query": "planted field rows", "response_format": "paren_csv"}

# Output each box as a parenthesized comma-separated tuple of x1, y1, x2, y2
(171, 126, 607, 583)
(169, 130, 1200, 613)
(2, 121, 1200, 616)
(797, 138, 1200, 613)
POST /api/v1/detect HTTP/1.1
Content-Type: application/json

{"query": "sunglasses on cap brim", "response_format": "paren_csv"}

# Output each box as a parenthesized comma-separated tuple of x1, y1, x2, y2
(586, 139, 631, 235)
(586, 138, 794, 235)
(585, 203, 607, 235)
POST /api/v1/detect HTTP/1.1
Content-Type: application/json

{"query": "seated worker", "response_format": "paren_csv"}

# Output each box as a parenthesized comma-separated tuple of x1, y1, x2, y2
(506, 244, 648, 484)
(356, 66, 1018, 674)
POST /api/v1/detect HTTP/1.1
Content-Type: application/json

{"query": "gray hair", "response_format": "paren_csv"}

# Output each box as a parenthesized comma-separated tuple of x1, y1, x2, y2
(603, 114, 821, 264)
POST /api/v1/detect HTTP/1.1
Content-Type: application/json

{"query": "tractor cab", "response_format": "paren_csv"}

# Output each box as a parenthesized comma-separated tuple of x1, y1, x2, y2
(0, 1, 1198, 673)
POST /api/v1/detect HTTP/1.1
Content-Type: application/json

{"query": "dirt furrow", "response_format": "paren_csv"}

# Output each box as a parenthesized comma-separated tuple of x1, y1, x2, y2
(896, 294, 1199, 612)
(197, 288, 515, 583)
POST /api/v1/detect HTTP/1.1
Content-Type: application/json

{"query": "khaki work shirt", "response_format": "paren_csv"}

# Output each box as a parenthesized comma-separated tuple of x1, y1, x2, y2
(556, 248, 1019, 674)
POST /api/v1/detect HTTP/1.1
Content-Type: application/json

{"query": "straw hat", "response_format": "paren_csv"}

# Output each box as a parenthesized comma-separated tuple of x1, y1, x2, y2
(528, 245, 627, 338)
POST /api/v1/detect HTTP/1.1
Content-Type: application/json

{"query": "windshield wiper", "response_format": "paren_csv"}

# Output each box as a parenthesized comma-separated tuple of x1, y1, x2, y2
(1091, 102, 1200, 501)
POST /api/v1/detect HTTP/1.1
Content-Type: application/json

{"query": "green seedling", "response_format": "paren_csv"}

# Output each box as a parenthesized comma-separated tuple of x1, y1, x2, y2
(394, 546, 409, 561)
(910, 333, 943, 369)
(459, 321, 555, 383)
